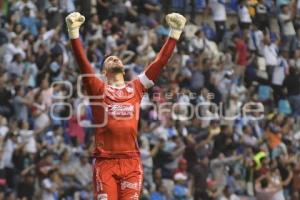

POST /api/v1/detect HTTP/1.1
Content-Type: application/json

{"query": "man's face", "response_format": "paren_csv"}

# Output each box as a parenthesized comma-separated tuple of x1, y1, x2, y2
(103, 56, 124, 74)
(283, 5, 289, 14)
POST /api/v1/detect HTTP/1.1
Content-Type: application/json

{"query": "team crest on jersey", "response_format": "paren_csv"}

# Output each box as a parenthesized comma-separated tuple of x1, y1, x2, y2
(126, 86, 134, 93)
(115, 89, 124, 96)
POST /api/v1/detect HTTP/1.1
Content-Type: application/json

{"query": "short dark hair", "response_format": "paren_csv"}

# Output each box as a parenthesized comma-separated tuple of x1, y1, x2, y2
(280, 4, 288, 10)
(260, 178, 269, 189)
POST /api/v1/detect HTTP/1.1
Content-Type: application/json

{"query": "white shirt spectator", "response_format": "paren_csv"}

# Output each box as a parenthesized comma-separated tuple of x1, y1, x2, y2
(263, 43, 278, 66)
(0, 117, 8, 138)
(32, 102, 50, 130)
(19, 129, 37, 154)
(242, 133, 258, 147)
(0, 126, 8, 138)
(248, 29, 264, 53)
(189, 36, 211, 53)
(279, 13, 296, 36)
(14, 0, 37, 17)
(209, 0, 227, 21)
(73, 159, 92, 186)
(238, 5, 252, 23)
(41, 178, 57, 200)
(154, 124, 178, 142)
(269, 175, 285, 200)
(42, 29, 56, 41)
(32, 87, 53, 108)
(272, 57, 288, 86)
(9, 61, 24, 77)
(140, 136, 153, 169)
(3, 43, 26, 67)
(60, 0, 76, 13)
(24, 61, 38, 87)
(2, 139, 17, 168)
(105, 35, 118, 55)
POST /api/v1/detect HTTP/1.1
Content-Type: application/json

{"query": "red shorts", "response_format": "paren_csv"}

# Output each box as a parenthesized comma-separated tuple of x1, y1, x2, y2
(93, 157, 143, 200)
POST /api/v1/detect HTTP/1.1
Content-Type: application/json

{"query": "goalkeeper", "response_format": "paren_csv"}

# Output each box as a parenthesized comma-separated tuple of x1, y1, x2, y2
(66, 12, 186, 200)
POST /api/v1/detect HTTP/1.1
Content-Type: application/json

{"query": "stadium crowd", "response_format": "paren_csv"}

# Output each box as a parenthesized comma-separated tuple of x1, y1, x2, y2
(1, 0, 300, 199)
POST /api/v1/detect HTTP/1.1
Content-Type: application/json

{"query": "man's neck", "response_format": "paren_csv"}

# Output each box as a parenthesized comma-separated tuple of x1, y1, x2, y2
(107, 72, 125, 87)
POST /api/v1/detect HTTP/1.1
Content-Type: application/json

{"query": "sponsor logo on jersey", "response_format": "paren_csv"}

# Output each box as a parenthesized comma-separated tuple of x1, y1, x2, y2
(108, 104, 134, 117)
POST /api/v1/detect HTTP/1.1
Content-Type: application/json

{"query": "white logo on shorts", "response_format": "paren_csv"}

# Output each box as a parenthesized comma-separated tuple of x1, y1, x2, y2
(97, 193, 108, 200)
(120, 181, 138, 190)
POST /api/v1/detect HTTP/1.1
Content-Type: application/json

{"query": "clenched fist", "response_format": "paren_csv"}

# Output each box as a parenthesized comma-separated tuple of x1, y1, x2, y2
(65, 12, 85, 39)
(165, 13, 186, 40)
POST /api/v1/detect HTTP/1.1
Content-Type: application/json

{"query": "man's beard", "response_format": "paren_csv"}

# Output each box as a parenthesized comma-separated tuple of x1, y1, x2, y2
(107, 65, 124, 74)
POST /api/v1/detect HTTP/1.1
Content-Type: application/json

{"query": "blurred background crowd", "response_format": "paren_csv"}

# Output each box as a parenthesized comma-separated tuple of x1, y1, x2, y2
(1, 0, 300, 200)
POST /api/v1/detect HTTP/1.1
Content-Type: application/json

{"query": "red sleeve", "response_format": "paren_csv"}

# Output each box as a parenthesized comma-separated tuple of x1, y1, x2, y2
(144, 37, 177, 81)
(71, 38, 104, 96)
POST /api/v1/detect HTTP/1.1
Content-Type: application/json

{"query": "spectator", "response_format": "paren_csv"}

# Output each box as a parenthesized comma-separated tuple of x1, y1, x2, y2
(209, 0, 227, 43)
(17, 171, 35, 200)
(3, 36, 25, 68)
(233, 33, 248, 79)
(238, 0, 252, 30)
(73, 152, 92, 188)
(12, 86, 30, 122)
(262, 34, 279, 81)
(255, 174, 282, 200)
(13, 0, 37, 18)
(150, 183, 169, 200)
(20, 6, 39, 36)
(254, 0, 270, 31)
(279, 3, 297, 54)
(283, 66, 300, 115)
(46, 0, 63, 29)
(272, 50, 289, 103)
(172, 173, 191, 200)
(41, 169, 62, 200)
(248, 24, 264, 55)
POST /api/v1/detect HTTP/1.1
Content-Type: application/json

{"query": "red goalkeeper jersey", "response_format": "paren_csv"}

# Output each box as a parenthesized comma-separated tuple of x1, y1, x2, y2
(71, 37, 176, 158)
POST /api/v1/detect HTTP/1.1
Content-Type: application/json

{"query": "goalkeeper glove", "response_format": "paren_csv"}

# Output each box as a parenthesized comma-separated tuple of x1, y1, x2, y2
(65, 12, 85, 39)
(166, 13, 187, 40)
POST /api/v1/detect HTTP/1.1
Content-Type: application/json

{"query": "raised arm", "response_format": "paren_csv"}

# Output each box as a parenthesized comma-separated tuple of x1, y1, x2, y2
(143, 38, 177, 81)
(70, 39, 93, 73)
(66, 12, 104, 95)
(138, 13, 186, 89)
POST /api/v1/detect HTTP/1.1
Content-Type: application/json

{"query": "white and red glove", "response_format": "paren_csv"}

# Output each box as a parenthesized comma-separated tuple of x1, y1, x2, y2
(65, 12, 85, 39)
(165, 13, 187, 40)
